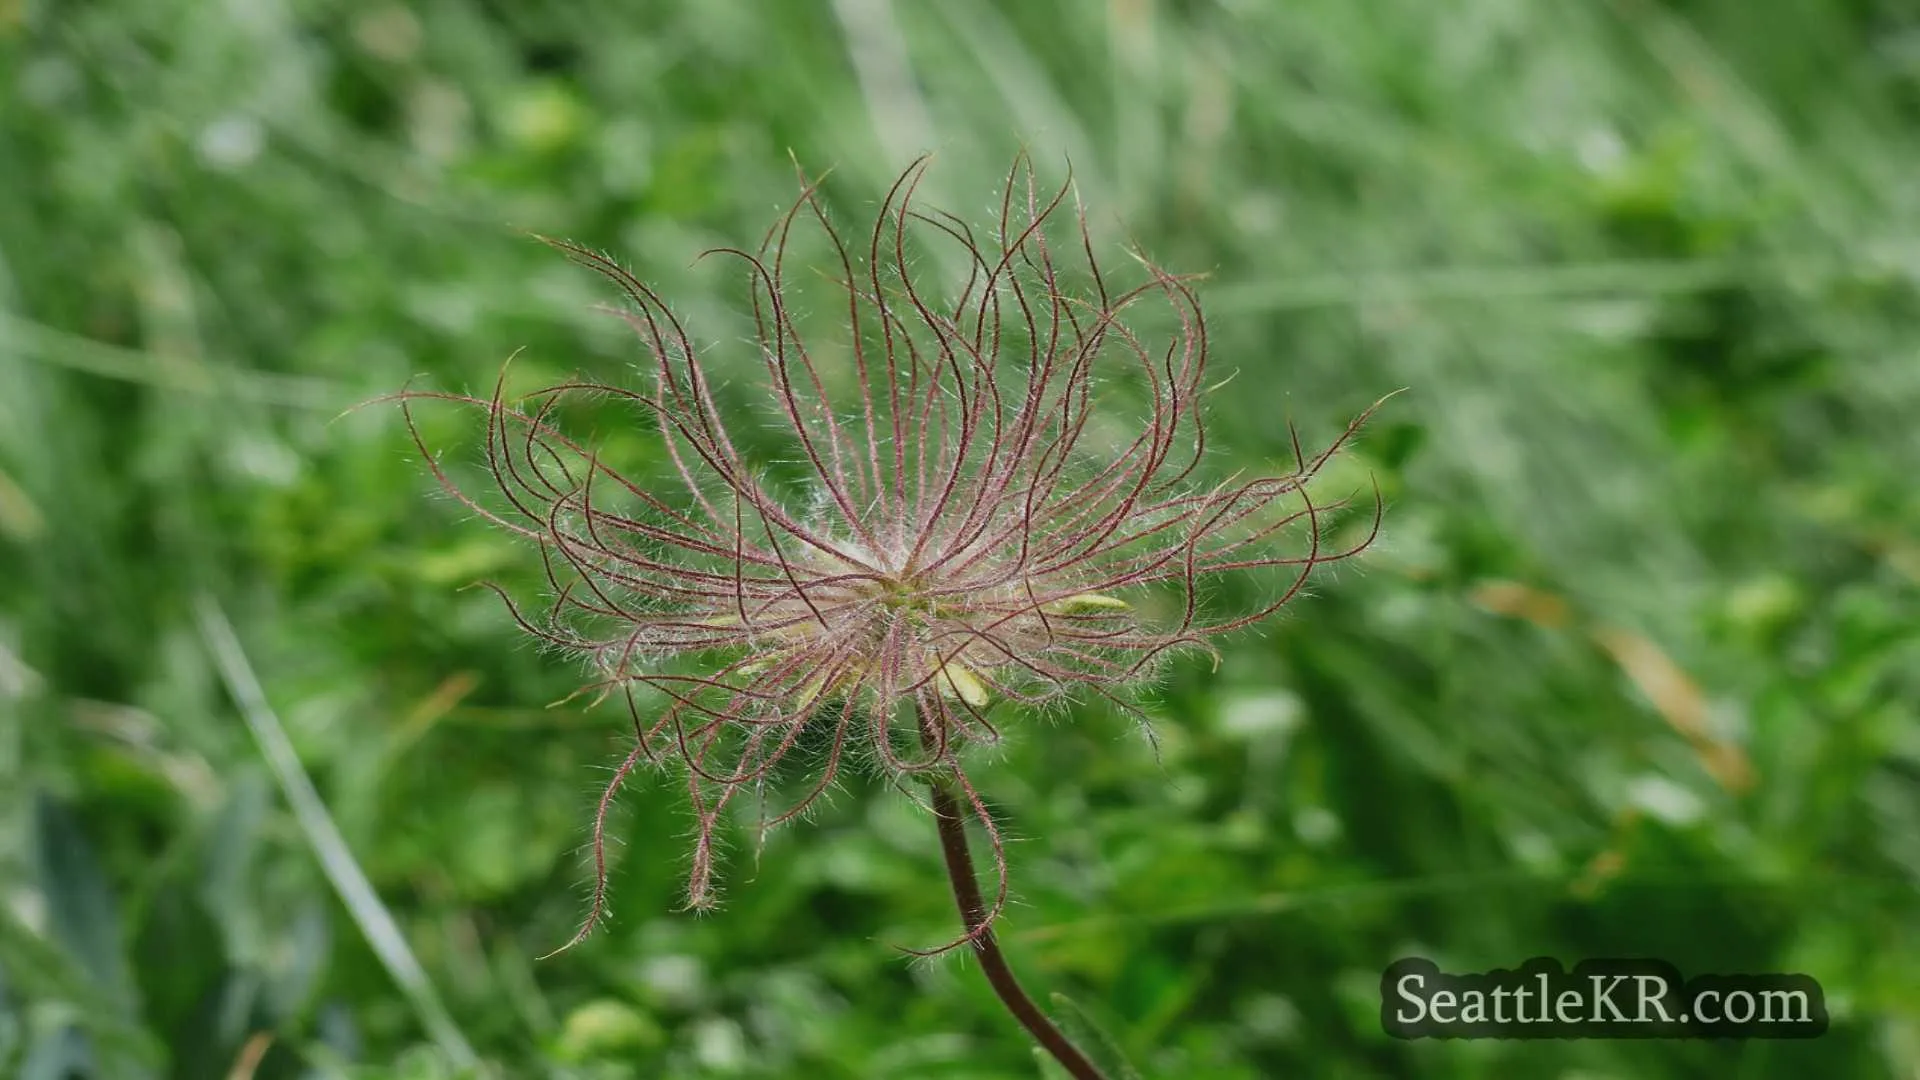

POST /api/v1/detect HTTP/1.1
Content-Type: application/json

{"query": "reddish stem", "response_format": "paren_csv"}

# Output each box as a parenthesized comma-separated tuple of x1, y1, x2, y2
(918, 721, 1109, 1079)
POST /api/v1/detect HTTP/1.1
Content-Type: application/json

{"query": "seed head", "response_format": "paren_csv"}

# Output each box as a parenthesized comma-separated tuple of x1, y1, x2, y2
(400, 155, 1385, 954)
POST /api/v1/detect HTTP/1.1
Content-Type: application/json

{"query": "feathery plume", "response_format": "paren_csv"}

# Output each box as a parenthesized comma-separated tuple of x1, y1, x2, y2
(398, 154, 1385, 959)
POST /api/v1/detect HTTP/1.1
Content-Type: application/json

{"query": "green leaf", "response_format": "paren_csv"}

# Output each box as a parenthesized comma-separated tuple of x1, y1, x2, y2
(1048, 993, 1146, 1080)
(936, 661, 991, 708)
(0, 961, 17, 1069)
(1042, 593, 1131, 615)
(33, 795, 135, 1019)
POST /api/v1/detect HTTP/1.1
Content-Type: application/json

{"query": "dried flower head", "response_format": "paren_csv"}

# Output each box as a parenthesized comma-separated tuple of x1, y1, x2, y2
(401, 155, 1383, 955)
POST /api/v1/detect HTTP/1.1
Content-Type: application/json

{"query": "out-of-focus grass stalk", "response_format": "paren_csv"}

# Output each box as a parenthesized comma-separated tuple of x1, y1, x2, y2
(194, 595, 479, 1072)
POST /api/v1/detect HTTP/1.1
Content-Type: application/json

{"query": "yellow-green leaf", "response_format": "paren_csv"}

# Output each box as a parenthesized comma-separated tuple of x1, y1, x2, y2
(1043, 593, 1130, 615)
(793, 671, 829, 711)
(936, 662, 991, 709)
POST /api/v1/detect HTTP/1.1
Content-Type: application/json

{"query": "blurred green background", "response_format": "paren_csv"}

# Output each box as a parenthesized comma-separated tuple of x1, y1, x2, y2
(4, 0, 1919, 1077)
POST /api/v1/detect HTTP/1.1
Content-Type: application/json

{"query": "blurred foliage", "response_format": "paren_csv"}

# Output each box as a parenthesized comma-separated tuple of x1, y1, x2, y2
(3, 0, 1919, 1077)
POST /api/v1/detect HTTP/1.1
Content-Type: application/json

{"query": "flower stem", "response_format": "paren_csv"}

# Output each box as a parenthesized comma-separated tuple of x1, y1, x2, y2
(918, 724, 1109, 1079)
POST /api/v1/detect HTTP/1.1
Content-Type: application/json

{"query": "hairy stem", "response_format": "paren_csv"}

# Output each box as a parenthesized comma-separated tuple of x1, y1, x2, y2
(918, 719, 1109, 1080)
